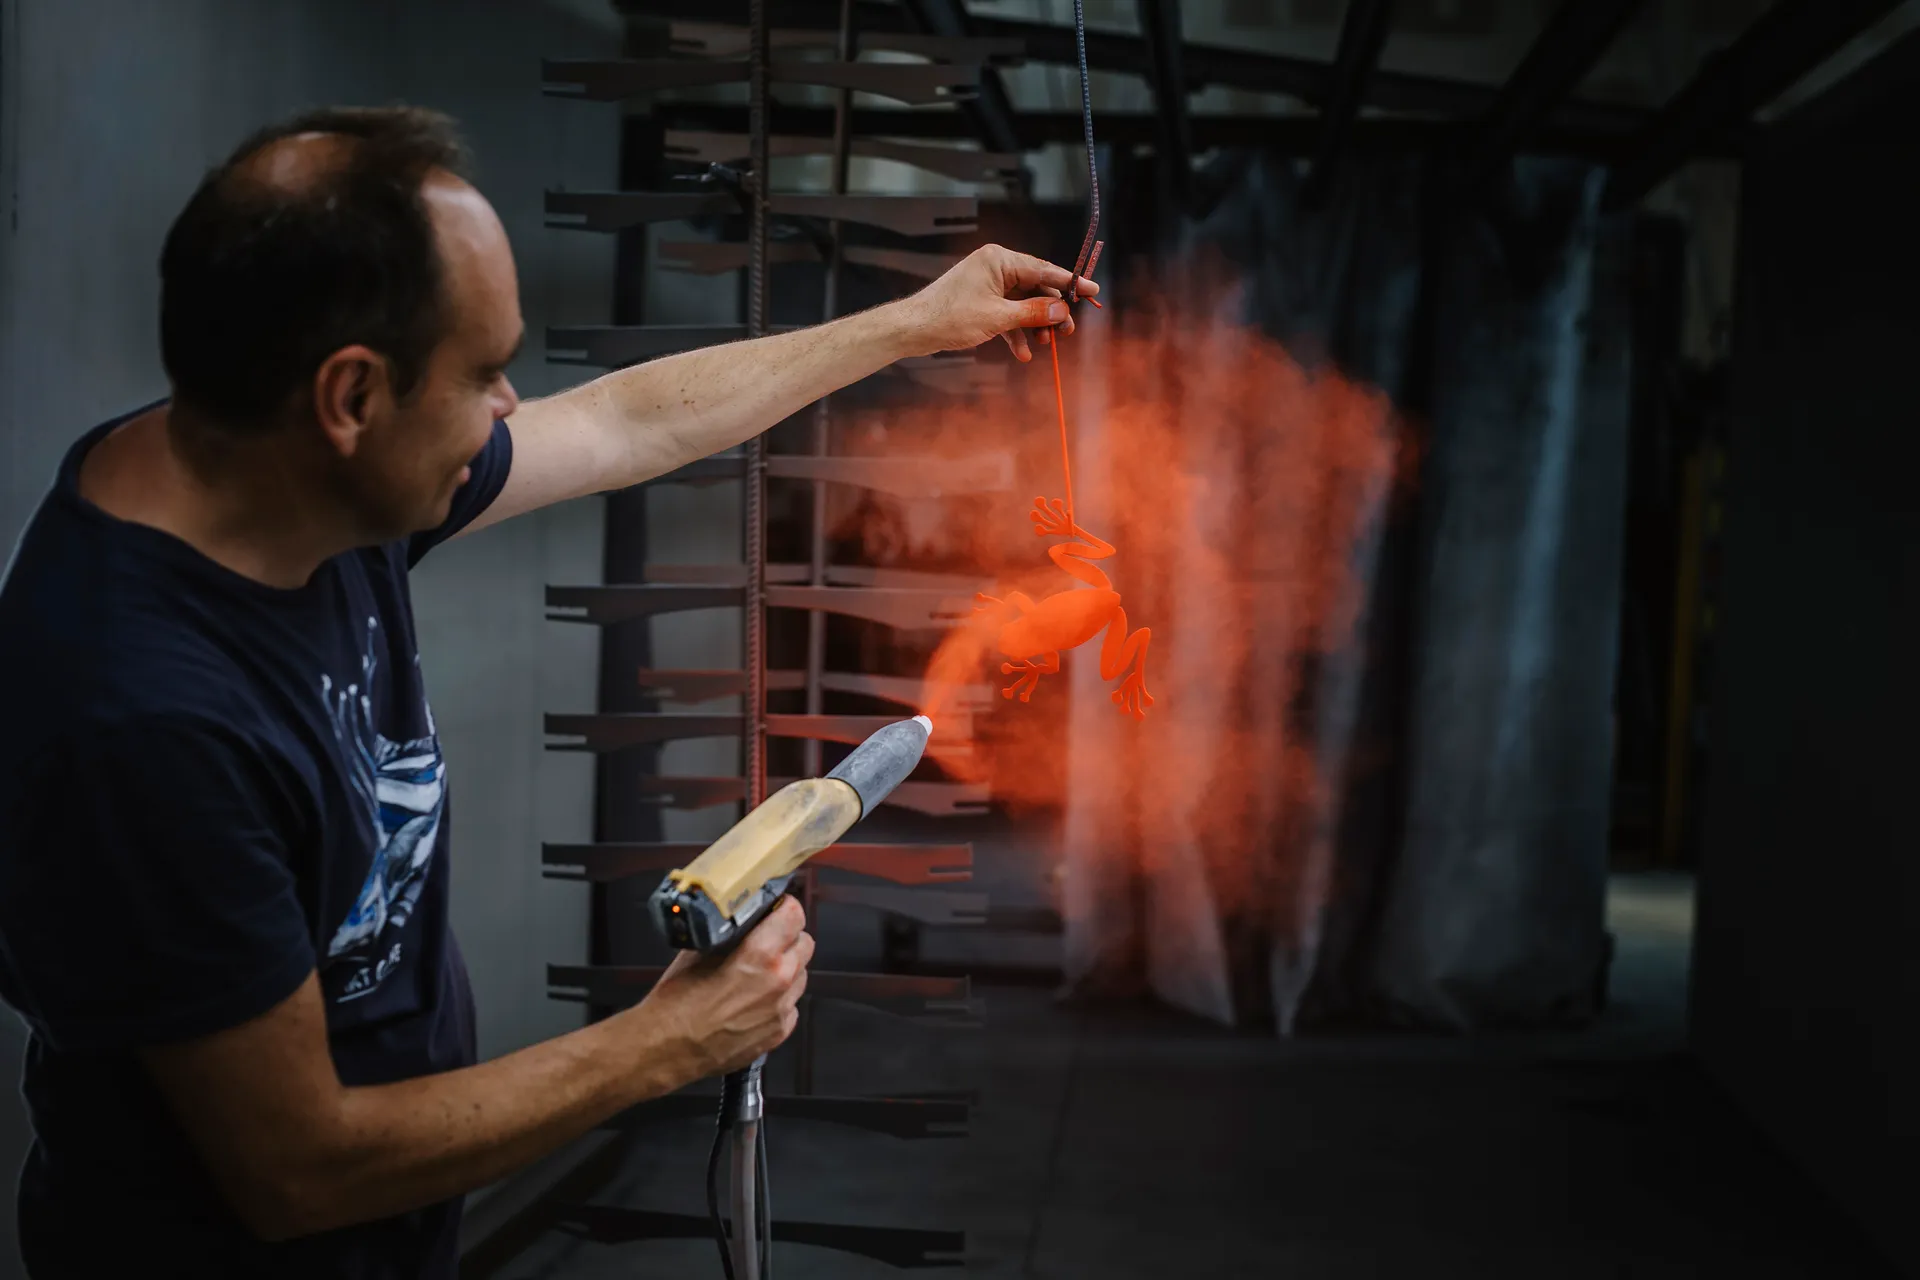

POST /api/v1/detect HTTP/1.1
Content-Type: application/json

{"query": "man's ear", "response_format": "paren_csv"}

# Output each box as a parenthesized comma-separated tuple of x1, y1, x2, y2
(312, 345, 393, 457)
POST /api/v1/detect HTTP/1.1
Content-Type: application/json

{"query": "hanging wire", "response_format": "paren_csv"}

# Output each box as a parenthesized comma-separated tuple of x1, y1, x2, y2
(1052, 0, 1102, 532)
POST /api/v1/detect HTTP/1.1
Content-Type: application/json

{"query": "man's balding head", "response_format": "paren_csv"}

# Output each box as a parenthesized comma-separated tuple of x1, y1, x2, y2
(159, 106, 475, 430)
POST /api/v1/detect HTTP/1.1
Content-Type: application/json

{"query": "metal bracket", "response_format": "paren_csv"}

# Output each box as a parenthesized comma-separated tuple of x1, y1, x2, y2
(542, 841, 974, 886)
(815, 883, 989, 926)
(546, 584, 972, 631)
(770, 452, 1012, 499)
(618, 771, 992, 817)
(604, 1090, 972, 1140)
(548, 965, 976, 1022)
(542, 57, 981, 107)
(548, 190, 977, 237)
(544, 714, 976, 768)
(555, 1206, 967, 1268)
(667, 20, 1024, 65)
(665, 130, 1022, 185)
(636, 666, 989, 712)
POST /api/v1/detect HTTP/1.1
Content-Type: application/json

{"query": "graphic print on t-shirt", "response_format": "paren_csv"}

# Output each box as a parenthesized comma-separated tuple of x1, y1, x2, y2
(322, 617, 446, 1003)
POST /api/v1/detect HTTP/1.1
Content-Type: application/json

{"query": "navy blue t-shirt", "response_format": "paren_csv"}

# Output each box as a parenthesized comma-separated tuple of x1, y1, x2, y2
(0, 405, 514, 1277)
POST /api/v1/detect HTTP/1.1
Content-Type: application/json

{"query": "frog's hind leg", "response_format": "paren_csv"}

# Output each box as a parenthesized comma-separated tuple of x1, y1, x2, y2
(1001, 650, 1060, 703)
(1098, 611, 1154, 720)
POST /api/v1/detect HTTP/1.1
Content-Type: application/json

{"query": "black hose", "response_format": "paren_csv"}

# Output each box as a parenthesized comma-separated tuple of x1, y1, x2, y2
(709, 1084, 737, 1280)
(758, 1122, 773, 1279)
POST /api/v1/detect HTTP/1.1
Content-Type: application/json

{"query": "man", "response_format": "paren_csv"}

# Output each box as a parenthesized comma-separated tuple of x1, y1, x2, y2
(0, 106, 1093, 1277)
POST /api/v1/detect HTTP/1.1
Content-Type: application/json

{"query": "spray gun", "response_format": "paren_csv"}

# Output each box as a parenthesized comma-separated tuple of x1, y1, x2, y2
(649, 714, 935, 1279)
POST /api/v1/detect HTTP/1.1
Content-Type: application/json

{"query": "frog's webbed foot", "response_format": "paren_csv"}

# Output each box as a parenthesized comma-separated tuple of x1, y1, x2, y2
(999, 652, 1060, 703)
(1028, 496, 1073, 539)
(1111, 669, 1154, 721)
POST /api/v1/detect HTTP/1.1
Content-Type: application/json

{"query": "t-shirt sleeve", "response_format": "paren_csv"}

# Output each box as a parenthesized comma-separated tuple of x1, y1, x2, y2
(0, 716, 316, 1052)
(407, 417, 515, 568)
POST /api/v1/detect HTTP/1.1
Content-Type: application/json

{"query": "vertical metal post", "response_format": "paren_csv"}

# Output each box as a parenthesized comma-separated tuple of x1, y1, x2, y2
(744, 0, 771, 812)
(737, 5, 773, 1272)
(793, 0, 857, 1102)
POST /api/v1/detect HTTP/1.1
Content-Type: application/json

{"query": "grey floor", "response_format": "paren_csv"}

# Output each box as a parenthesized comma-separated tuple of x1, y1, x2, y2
(489, 873, 1898, 1279)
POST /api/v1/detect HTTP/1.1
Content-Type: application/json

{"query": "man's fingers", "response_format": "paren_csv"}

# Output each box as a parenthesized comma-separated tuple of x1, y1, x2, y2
(994, 248, 1101, 300)
(780, 966, 809, 1013)
(745, 896, 806, 954)
(1007, 296, 1069, 331)
(1002, 329, 1033, 362)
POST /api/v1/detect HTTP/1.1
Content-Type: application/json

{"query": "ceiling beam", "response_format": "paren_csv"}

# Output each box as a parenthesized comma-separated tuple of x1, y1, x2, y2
(1459, 0, 1644, 191)
(1136, 0, 1194, 208)
(619, 0, 1655, 138)
(650, 103, 1735, 160)
(1767, 22, 1920, 147)
(1305, 0, 1396, 203)
(1603, 0, 1902, 211)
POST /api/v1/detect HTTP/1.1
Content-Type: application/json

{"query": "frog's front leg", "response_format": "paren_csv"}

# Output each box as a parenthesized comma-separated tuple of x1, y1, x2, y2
(1097, 607, 1154, 720)
(1029, 498, 1117, 591)
(1000, 651, 1060, 703)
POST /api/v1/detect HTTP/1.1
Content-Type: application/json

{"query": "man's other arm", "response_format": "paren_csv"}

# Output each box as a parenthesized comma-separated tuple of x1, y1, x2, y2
(459, 245, 1096, 537)
(141, 899, 811, 1241)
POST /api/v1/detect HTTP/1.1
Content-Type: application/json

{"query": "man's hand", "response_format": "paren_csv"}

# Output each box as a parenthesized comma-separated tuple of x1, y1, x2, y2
(899, 244, 1101, 364)
(638, 896, 814, 1080)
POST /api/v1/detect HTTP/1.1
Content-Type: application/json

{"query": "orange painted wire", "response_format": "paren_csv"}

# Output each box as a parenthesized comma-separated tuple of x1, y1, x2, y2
(1048, 328, 1074, 531)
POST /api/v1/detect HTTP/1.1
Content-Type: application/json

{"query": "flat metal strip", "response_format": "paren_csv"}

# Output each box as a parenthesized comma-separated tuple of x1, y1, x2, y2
(546, 584, 737, 624)
(542, 57, 981, 106)
(620, 773, 990, 817)
(664, 130, 1020, 184)
(846, 245, 970, 279)
(814, 884, 989, 925)
(555, 1206, 967, 1268)
(548, 191, 976, 237)
(542, 842, 973, 886)
(668, 20, 1024, 64)
(544, 713, 742, 750)
(766, 452, 1011, 498)
(658, 238, 967, 283)
(631, 563, 809, 586)
(764, 585, 969, 631)
(548, 585, 968, 630)
(545, 189, 731, 230)
(634, 669, 800, 702)
(826, 564, 992, 593)
(603, 1091, 971, 1139)
(547, 965, 974, 1020)
(544, 713, 974, 763)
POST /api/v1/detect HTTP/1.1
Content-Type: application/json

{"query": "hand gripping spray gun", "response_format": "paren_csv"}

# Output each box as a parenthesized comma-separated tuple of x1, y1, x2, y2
(648, 715, 935, 1279)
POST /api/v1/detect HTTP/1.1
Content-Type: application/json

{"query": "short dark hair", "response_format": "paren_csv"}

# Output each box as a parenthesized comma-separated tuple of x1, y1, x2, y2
(159, 105, 473, 429)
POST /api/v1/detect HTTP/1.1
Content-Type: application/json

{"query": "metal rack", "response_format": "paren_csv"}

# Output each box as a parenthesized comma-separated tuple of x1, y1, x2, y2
(538, 1, 1024, 1267)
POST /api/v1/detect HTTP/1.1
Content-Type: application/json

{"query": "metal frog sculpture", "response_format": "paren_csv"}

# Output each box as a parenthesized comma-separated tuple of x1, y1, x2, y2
(974, 496, 1153, 720)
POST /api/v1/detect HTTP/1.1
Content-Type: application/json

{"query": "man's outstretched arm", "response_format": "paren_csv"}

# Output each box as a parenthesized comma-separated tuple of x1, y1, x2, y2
(462, 245, 1097, 537)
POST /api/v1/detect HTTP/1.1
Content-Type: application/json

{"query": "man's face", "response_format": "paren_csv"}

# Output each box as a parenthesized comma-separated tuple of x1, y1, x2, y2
(339, 174, 523, 540)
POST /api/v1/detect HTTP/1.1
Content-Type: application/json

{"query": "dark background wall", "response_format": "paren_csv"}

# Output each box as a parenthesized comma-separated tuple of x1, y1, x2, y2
(1689, 67, 1920, 1276)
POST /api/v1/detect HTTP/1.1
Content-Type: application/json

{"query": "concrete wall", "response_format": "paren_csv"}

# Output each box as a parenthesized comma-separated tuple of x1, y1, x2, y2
(1690, 89, 1920, 1276)
(0, 0, 619, 1267)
